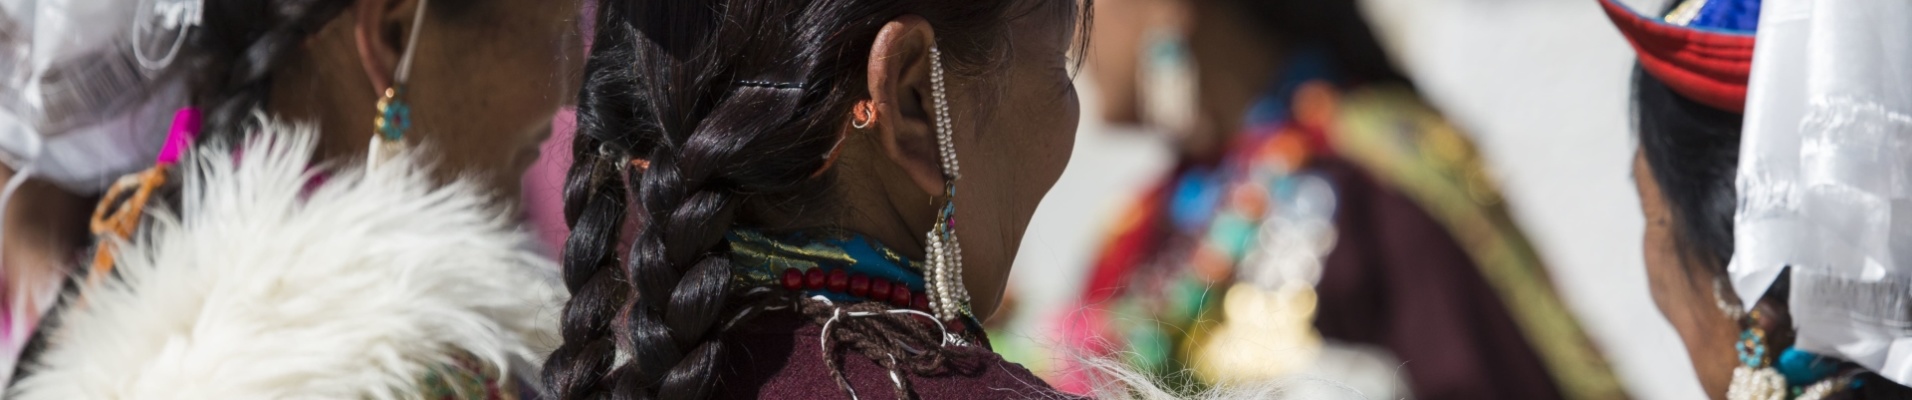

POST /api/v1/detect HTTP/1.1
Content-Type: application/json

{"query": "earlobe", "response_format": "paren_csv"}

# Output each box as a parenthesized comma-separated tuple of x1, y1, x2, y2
(864, 15, 944, 196)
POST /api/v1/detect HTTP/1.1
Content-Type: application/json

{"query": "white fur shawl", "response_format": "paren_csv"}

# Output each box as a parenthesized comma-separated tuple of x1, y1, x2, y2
(7, 120, 564, 399)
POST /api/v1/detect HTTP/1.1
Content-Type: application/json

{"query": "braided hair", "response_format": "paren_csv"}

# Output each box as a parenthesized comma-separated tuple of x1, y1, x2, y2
(181, 0, 483, 142)
(543, 1, 1083, 398)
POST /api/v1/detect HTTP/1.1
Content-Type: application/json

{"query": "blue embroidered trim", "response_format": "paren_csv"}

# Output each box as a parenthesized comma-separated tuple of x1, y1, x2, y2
(725, 228, 927, 300)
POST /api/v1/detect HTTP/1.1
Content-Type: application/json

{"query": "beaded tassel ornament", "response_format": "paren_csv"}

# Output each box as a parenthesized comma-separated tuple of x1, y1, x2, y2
(368, 0, 430, 169)
(923, 46, 970, 323)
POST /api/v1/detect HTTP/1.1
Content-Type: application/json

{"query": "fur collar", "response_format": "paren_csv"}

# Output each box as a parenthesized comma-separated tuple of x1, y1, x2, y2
(8, 118, 564, 399)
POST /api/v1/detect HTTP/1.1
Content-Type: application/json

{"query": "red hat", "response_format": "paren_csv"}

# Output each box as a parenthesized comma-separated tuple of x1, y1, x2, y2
(1599, 0, 1758, 113)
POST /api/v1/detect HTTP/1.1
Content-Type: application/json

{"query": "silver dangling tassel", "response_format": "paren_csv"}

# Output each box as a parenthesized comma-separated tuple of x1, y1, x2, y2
(923, 46, 969, 323)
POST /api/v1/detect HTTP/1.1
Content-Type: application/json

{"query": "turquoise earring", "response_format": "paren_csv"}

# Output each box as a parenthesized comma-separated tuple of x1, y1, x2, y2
(1728, 311, 1785, 400)
(368, 87, 411, 168)
(367, 0, 429, 169)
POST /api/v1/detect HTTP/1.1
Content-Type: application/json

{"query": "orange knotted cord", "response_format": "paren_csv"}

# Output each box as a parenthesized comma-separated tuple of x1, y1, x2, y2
(86, 164, 170, 286)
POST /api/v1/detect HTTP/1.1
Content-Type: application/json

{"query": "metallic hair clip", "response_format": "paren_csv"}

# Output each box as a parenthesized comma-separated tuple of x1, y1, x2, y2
(599, 142, 650, 172)
(736, 80, 806, 90)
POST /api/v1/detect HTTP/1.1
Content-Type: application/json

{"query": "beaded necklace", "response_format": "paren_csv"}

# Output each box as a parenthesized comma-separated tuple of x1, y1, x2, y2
(726, 228, 982, 336)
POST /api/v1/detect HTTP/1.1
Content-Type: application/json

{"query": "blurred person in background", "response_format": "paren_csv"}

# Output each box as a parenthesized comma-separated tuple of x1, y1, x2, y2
(1607, 0, 1912, 398)
(0, 0, 581, 397)
(1036, 0, 1630, 398)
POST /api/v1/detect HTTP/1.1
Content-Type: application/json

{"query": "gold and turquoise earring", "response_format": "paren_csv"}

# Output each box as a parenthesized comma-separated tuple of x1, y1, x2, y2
(1728, 310, 1785, 400)
(368, 0, 430, 169)
(923, 45, 971, 326)
(369, 86, 412, 167)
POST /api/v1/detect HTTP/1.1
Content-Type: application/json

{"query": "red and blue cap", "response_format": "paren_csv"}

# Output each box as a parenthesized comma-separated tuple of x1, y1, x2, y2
(1600, 0, 1760, 112)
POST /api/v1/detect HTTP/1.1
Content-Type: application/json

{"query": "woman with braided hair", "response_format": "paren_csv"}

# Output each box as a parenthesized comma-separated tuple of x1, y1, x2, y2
(537, 0, 1144, 398)
(0, 0, 583, 398)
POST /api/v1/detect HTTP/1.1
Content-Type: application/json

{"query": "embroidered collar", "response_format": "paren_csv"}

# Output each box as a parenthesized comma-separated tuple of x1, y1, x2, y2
(726, 228, 978, 328)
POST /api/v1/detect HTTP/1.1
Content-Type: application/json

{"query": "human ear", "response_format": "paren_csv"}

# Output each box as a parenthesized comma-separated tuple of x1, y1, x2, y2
(864, 15, 944, 196)
(352, 0, 424, 95)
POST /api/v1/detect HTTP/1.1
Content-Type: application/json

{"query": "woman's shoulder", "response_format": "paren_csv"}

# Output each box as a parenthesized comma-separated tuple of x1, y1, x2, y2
(8, 122, 563, 399)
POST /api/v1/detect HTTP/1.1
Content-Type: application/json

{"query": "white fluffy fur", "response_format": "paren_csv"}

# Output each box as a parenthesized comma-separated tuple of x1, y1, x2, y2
(8, 119, 564, 399)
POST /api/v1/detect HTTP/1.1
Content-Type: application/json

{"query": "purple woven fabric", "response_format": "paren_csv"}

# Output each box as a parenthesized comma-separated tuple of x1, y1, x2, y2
(714, 311, 1083, 399)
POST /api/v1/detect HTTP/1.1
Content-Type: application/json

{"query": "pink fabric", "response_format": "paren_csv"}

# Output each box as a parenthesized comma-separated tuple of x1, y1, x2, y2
(2, 272, 17, 359)
(520, 1, 593, 257)
(522, 109, 576, 256)
(157, 108, 202, 165)
(2, 267, 60, 389)
(2, 272, 21, 388)
(1053, 303, 1117, 393)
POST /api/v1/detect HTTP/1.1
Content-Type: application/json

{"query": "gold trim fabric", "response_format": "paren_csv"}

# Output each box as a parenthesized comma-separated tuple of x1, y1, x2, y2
(1333, 86, 1630, 400)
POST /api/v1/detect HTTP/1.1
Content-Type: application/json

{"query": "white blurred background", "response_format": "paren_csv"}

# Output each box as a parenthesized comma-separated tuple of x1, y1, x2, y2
(1001, 0, 1702, 398)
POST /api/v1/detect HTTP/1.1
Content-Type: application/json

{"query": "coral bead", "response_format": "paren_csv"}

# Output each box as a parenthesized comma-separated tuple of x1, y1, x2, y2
(848, 274, 871, 297)
(912, 295, 929, 312)
(805, 268, 826, 290)
(780, 268, 803, 290)
(891, 285, 912, 307)
(827, 269, 850, 292)
(870, 279, 892, 302)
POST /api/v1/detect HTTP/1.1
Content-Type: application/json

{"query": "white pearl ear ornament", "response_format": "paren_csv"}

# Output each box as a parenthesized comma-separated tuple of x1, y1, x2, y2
(922, 45, 970, 323)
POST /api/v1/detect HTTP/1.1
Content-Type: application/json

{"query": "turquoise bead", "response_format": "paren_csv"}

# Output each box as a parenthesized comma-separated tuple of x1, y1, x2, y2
(379, 100, 412, 141)
(1738, 329, 1767, 367)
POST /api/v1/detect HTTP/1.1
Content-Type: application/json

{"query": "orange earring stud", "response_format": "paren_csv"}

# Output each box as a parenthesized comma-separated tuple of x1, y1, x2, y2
(851, 102, 877, 130)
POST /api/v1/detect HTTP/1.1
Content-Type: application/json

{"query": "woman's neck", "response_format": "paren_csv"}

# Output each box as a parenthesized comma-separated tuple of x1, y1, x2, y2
(756, 138, 938, 262)
(0, 166, 90, 293)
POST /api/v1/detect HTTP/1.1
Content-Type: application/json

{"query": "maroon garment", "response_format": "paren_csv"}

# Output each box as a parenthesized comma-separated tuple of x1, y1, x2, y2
(715, 312, 1082, 399)
(1311, 157, 1564, 399)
